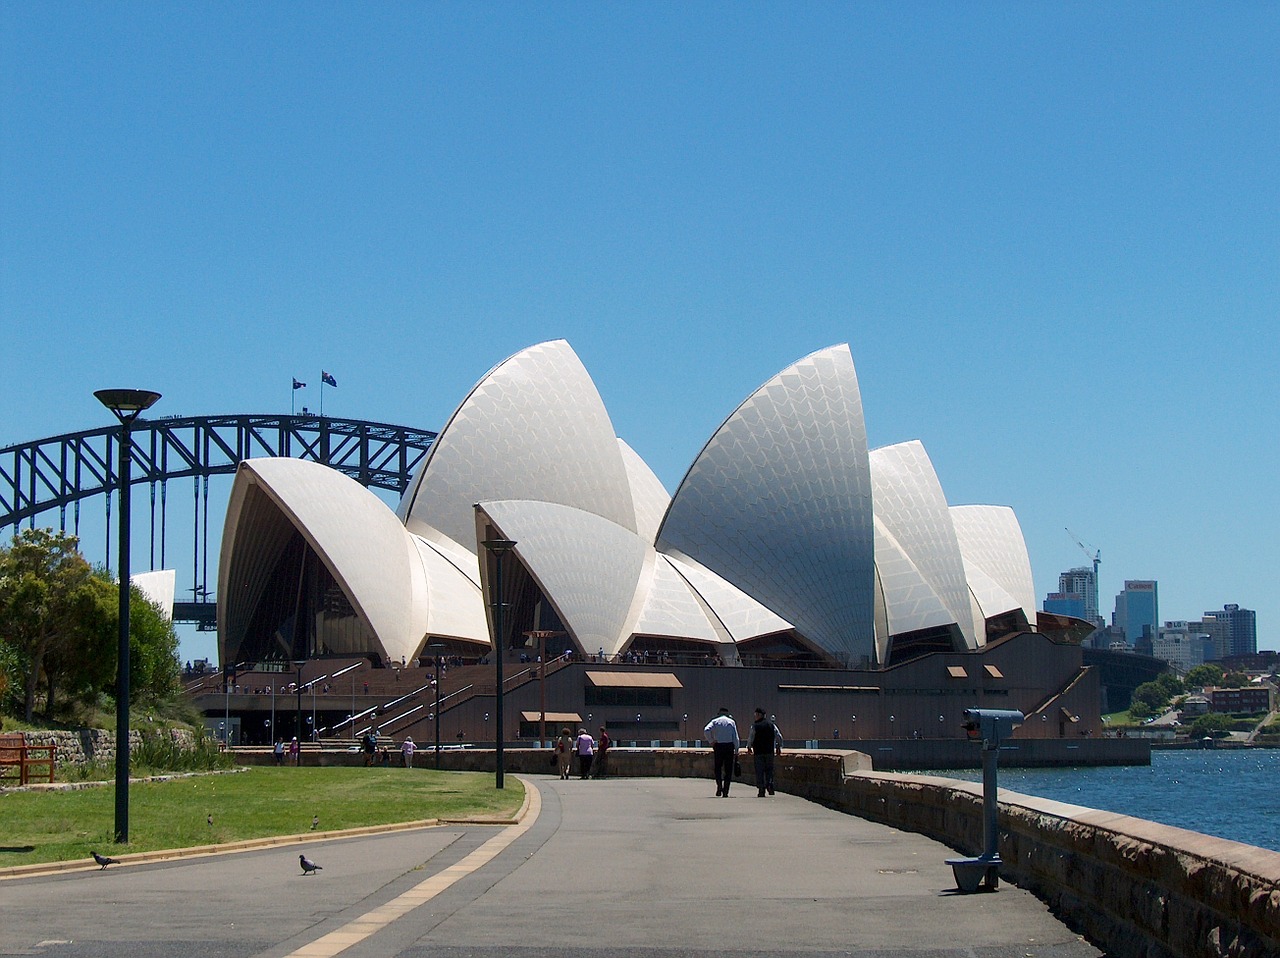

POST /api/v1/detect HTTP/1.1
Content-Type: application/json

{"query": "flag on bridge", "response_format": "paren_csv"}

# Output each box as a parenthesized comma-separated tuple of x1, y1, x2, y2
(292, 378, 306, 390)
(322, 371, 337, 387)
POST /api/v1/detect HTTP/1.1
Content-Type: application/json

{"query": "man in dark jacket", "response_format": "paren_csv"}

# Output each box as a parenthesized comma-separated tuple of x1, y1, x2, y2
(746, 708, 783, 797)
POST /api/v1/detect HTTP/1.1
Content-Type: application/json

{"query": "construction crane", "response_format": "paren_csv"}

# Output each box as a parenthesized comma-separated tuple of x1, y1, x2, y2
(1065, 529, 1103, 626)
(1065, 529, 1101, 578)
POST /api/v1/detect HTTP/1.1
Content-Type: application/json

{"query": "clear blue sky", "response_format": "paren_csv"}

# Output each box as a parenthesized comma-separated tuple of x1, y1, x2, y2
(3, 4, 1276, 666)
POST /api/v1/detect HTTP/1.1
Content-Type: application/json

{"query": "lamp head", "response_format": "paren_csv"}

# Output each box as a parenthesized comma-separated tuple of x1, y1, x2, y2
(95, 389, 162, 423)
(481, 538, 517, 556)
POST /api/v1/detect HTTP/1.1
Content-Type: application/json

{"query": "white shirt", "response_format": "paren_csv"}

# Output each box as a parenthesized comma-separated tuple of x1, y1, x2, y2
(704, 714, 739, 748)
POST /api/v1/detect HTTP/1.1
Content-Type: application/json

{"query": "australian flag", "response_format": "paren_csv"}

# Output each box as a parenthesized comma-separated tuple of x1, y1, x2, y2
(292, 378, 306, 390)
(321, 371, 337, 387)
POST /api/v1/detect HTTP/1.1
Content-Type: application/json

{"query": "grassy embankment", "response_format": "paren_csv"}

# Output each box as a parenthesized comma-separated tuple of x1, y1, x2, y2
(0, 766, 524, 868)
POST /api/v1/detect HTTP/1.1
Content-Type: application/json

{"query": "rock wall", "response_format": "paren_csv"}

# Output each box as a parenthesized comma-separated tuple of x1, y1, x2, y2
(18, 728, 198, 769)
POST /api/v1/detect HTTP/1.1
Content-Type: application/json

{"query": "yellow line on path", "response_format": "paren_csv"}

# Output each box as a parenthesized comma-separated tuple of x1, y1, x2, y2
(285, 778, 541, 958)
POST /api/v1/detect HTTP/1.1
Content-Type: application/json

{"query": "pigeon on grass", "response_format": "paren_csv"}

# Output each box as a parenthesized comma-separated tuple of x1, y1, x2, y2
(299, 853, 322, 876)
(92, 851, 120, 870)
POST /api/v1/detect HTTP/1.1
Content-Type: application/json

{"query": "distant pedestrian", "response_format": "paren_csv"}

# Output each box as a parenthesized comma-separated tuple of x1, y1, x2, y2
(288, 736, 300, 766)
(575, 728, 596, 779)
(593, 727, 611, 779)
(401, 736, 416, 768)
(703, 707, 739, 797)
(556, 727, 574, 779)
(273, 739, 285, 766)
(746, 708, 783, 797)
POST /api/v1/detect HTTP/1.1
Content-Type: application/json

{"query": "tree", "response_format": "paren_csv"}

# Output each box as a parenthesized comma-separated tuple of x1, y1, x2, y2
(0, 529, 103, 721)
(1131, 680, 1172, 716)
(1154, 671, 1184, 698)
(1223, 672, 1248, 688)
(1185, 664, 1224, 689)
(1189, 713, 1234, 738)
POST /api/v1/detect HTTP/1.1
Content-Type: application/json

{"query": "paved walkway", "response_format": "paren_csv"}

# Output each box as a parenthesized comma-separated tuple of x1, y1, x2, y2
(0, 775, 1102, 958)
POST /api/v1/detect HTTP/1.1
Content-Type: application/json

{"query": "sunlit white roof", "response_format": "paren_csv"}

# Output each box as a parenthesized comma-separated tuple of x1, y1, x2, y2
(871, 516, 960, 659)
(132, 569, 176, 620)
(657, 344, 875, 664)
(398, 340, 637, 550)
(950, 504, 1036, 628)
(220, 458, 428, 665)
(477, 499, 648, 657)
(869, 441, 977, 650)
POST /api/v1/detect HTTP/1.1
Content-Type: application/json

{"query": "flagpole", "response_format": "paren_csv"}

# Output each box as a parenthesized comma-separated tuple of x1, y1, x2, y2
(319, 374, 324, 417)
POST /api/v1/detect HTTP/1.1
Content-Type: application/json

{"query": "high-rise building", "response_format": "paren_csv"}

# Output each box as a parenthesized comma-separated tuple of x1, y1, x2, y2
(1113, 580, 1158, 651)
(1055, 566, 1102, 628)
(1043, 591, 1086, 621)
(1202, 604, 1257, 658)
(1155, 622, 1214, 672)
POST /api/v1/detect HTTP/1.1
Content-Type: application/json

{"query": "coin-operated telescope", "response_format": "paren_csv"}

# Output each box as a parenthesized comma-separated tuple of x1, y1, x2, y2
(947, 709, 1024, 892)
(959, 708, 1024, 746)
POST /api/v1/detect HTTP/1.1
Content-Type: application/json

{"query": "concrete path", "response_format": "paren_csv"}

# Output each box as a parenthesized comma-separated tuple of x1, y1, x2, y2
(0, 775, 1102, 958)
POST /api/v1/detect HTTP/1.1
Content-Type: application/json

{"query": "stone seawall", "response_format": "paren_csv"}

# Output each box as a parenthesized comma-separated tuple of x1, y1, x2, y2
(312, 745, 1274, 958)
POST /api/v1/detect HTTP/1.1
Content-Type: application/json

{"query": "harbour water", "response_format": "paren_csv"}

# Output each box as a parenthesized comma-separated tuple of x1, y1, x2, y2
(929, 747, 1280, 853)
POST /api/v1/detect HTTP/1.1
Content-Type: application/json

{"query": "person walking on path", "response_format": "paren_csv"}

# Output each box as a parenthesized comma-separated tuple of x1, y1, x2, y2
(592, 726, 611, 779)
(273, 739, 285, 766)
(574, 727, 596, 779)
(556, 727, 575, 779)
(746, 708, 783, 797)
(288, 736, 300, 766)
(703, 707, 739, 797)
(401, 736, 416, 768)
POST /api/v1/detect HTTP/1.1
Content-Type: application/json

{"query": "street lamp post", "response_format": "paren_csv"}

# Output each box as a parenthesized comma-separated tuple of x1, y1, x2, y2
(481, 537, 516, 790)
(294, 661, 305, 762)
(428, 643, 445, 768)
(96, 387, 161, 844)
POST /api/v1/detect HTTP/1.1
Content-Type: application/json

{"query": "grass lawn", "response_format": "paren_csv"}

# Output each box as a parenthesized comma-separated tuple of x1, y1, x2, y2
(0, 766, 524, 868)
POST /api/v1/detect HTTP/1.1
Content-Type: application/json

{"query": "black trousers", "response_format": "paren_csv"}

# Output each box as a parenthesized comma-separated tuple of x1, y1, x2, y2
(712, 742, 736, 794)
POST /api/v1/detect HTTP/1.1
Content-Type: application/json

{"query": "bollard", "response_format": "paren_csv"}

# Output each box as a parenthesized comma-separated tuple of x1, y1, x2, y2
(946, 708, 1023, 892)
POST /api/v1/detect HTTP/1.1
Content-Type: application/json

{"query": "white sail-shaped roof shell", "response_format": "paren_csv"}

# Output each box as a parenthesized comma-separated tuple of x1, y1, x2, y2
(663, 551, 794, 642)
(871, 516, 961, 661)
(869, 441, 978, 651)
(950, 504, 1037, 629)
(656, 344, 875, 665)
(477, 499, 647, 657)
(619, 438, 670, 545)
(398, 340, 637, 552)
(631, 553, 723, 643)
(410, 536, 488, 644)
(133, 569, 176, 620)
(219, 458, 429, 665)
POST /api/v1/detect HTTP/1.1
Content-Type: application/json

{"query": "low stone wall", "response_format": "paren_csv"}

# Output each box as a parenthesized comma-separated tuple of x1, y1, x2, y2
(383, 745, 1277, 958)
(17, 728, 199, 770)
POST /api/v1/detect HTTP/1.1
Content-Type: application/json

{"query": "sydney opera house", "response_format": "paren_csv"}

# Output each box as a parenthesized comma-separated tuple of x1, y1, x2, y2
(214, 341, 1104, 755)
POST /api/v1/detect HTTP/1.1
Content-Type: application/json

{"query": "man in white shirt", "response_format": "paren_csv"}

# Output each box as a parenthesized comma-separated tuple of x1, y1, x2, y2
(574, 728, 596, 779)
(703, 707, 740, 797)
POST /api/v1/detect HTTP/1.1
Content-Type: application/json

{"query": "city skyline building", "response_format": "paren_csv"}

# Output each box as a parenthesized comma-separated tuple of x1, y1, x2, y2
(1154, 622, 1214, 672)
(1203, 604, 1258, 659)
(1113, 580, 1158, 652)
(1057, 566, 1101, 627)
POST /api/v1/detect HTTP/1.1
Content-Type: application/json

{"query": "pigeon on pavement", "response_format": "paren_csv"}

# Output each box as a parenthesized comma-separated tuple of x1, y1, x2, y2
(92, 851, 120, 870)
(299, 853, 322, 876)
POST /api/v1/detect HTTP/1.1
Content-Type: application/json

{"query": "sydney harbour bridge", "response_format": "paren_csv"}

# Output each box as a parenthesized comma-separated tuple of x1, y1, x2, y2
(0, 414, 436, 633)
